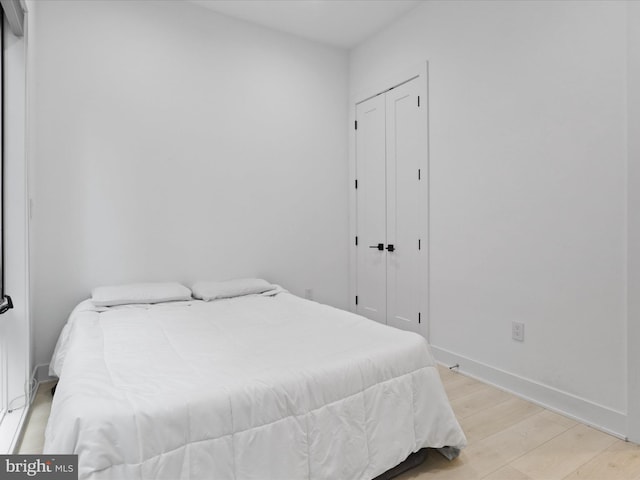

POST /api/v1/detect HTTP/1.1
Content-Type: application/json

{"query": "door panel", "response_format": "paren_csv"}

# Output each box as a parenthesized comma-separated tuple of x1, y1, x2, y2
(355, 95, 387, 323)
(386, 78, 424, 333)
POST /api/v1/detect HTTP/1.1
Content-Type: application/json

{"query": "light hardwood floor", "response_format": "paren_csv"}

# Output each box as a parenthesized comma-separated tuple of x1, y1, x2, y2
(17, 379, 55, 455)
(17, 368, 640, 479)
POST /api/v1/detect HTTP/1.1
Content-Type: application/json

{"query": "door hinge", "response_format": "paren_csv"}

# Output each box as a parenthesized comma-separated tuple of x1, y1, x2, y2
(355, 236, 358, 246)
(355, 179, 358, 189)
(418, 169, 421, 180)
(419, 312, 421, 324)
(355, 296, 359, 305)
(418, 96, 420, 107)
(355, 120, 358, 130)
(418, 238, 421, 250)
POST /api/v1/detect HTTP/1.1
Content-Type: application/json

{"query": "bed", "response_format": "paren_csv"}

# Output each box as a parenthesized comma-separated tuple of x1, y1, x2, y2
(44, 283, 466, 480)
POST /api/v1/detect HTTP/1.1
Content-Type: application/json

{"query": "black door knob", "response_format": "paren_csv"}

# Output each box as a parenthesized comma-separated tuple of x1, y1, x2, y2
(369, 243, 384, 251)
(386, 244, 395, 252)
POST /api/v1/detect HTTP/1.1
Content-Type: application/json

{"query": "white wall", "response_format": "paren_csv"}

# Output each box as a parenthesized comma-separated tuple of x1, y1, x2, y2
(30, 0, 349, 366)
(351, 0, 628, 434)
(627, 0, 640, 443)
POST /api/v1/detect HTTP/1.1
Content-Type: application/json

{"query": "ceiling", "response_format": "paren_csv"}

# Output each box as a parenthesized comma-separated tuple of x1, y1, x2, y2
(188, 0, 423, 49)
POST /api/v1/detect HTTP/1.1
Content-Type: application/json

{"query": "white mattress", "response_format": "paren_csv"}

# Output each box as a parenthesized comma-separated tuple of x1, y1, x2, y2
(45, 292, 466, 480)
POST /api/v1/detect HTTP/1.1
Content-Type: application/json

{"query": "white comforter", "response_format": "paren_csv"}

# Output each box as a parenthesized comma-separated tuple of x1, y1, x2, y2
(45, 292, 466, 480)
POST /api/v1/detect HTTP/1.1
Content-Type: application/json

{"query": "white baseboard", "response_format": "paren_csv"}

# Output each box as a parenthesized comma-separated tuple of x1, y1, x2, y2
(431, 346, 627, 440)
(0, 406, 28, 453)
(33, 363, 55, 383)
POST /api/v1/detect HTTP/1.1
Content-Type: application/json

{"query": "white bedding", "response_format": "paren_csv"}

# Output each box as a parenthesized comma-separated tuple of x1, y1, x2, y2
(45, 292, 466, 480)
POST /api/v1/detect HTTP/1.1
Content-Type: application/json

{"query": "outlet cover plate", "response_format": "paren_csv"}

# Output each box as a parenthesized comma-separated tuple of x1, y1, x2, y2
(512, 321, 525, 342)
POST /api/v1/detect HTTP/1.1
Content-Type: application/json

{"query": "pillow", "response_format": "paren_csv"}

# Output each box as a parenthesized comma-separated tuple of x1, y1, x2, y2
(192, 278, 275, 301)
(91, 282, 192, 307)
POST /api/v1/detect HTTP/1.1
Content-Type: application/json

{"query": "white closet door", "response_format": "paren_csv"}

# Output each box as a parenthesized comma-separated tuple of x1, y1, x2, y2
(355, 94, 387, 324)
(386, 78, 425, 333)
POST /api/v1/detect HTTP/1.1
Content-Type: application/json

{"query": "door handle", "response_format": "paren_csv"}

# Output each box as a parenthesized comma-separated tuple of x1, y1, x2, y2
(386, 244, 395, 252)
(369, 243, 384, 251)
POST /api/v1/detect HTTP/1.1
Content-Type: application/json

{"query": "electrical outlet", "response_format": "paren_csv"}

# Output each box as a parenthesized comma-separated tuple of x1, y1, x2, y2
(512, 321, 525, 342)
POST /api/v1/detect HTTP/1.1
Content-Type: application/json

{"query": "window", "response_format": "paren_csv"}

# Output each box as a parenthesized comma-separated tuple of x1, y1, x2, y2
(0, 0, 27, 452)
(0, 5, 14, 317)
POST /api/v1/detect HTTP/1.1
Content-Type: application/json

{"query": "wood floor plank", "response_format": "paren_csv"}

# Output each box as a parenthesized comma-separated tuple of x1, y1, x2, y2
(460, 395, 543, 443)
(449, 383, 511, 419)
(536, 409, 579, 429)
(457, 410, 572, 477)
(17, 381, 55, 454)
(511, 423, 618, 480)
(398, 411, 572, 480)
(482, 465, 533, 480)
(441, 373, 488, 400)
(561, 440, 640, 480)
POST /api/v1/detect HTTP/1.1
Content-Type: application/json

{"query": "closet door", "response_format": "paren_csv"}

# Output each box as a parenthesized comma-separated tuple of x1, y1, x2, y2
(355, 94, 387, 324)
(354, 76, 426, 333)
(385, 78, 425, 333)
